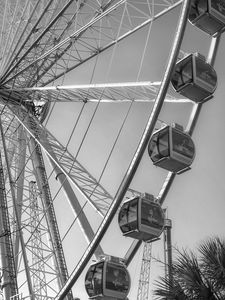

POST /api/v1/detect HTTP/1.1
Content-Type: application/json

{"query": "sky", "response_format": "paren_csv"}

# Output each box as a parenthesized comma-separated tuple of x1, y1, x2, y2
(42, 3, 225, 300)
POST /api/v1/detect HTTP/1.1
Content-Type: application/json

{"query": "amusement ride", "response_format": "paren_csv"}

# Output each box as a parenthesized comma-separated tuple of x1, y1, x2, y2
(0, 0, 224, 300)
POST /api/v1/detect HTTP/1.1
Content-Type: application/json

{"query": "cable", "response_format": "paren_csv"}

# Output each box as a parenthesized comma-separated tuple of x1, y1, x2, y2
(89, 0, 156, 198)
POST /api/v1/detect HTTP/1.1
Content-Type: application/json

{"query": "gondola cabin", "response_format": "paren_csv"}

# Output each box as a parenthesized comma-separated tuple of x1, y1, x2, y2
(118, 193, 164, 242)
(85, 256, 130, 300)
(188, 0, 225, 36)
(148, 124, 195, 173)
(171, 53, 217, 103)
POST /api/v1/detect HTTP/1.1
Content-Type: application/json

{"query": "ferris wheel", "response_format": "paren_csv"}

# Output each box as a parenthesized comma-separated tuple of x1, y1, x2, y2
(0, 1, 224, 300)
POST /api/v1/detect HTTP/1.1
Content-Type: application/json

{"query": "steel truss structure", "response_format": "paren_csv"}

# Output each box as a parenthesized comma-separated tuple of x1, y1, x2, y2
(0, 0, 221, 300)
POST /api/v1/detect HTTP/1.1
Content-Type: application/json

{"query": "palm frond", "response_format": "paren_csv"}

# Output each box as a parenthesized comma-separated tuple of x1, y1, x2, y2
(153, 238, 225, 300)
(199, 237, 225, 290)
(154, 275, 189, 300)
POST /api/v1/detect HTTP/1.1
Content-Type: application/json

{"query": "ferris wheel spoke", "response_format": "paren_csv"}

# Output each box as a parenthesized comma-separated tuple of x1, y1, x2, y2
(2, 0, 182, 88)
(30, 119, 114, 215)
(0, 0, 61, 77)
(5, 102, 114, 216)
(0, 0, 59, 77)
(0, 0, 76, 81)
(0, 0, 26, 74)
(0, 81, 191, 104)
(1, 0, 114, 85)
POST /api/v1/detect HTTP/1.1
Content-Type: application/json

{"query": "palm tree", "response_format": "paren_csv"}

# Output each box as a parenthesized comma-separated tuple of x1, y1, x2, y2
(154, 237, 225, 300)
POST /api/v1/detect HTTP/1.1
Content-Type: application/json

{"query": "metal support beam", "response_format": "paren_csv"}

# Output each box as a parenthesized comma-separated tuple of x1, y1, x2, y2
(29, 181, 48, 296)
(14, 127, 27, 270)
(54, 171, 104, 258)
(164, 219, 173, 289)
(124, 240, 142, 266)
(0, 117, 34, 299)
(137, 243, 152, 300)
(28, 134, 74, 300)
(0, 152, 18, 300)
